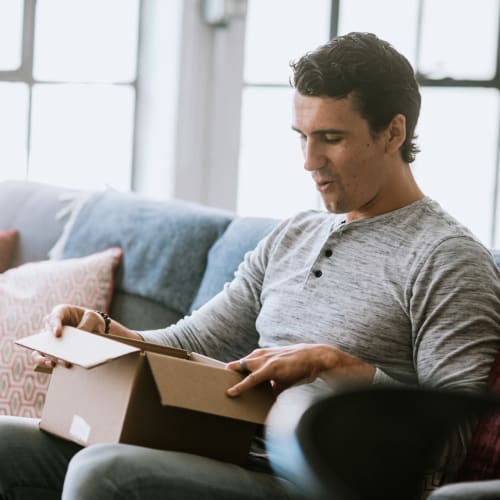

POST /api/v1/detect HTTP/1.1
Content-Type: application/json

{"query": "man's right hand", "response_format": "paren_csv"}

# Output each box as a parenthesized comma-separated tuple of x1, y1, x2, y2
(32, 304, 109, 370)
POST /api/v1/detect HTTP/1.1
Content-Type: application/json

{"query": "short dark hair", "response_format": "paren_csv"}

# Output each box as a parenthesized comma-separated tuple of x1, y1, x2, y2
(290, 32, 421, 163)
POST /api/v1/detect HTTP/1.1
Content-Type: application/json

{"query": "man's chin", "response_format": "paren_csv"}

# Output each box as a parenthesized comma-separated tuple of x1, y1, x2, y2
(322, 198, 345, 214)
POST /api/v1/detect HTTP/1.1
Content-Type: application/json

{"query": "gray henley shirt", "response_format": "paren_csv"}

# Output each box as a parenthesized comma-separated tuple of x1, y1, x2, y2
(140, 196, 500, 484)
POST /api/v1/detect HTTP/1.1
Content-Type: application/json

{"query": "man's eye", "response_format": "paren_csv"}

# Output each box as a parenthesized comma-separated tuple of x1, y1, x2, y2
(324, 136, 341, 144)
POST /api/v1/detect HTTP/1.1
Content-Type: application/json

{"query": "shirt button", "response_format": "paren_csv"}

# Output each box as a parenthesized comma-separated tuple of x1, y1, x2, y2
(325, 249, 332, 257)
(313, 270, 323, 278)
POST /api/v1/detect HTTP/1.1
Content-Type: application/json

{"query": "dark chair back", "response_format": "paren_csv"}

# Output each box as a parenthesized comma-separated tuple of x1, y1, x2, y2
(280, 387, 498, 500)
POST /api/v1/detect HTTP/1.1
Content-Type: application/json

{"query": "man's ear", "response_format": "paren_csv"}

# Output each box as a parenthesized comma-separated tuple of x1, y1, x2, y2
(385, 114, 406, 155)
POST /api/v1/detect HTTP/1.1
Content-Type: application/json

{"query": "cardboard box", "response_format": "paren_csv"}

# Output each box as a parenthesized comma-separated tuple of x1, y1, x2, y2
(16, 327, 275, 464)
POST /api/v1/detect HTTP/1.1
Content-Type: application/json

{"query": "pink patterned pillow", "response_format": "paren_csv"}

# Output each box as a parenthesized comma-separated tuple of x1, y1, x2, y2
(0, 229, 19, 272)
(0, 247, 122, 417)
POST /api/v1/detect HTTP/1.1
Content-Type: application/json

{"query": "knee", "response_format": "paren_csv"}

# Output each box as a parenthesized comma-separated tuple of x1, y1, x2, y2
(63, 444, 122, 500)
(0, 417, 42, 470)
(0, 416, 74, 500)
(0, 416, 37, 445)
(0, 417, 37, 492)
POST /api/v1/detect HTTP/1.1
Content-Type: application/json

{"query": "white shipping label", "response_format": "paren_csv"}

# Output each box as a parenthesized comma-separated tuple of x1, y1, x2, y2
(69, 414, 91, 444)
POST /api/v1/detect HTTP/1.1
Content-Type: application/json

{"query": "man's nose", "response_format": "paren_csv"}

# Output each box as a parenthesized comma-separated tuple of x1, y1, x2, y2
(303, 140, 325, 172)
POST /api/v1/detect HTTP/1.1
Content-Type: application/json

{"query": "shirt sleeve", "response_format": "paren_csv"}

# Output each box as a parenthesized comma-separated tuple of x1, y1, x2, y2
(410, 236, 500, 392)
(409, 236, 500, 482)
(139, 219, 288, 361)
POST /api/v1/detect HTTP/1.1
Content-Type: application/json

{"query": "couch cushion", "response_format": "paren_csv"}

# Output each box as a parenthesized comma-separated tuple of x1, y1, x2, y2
(189, 216, 278, 312)
(61, 190, 234, 316)
(0, 248, 121, 417)
(0, 181, 73, 265)
(109, 291, 182, 331)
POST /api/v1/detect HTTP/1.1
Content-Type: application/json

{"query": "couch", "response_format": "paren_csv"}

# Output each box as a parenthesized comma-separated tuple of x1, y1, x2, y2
(0, 179, 499, 499)
(0, 180, 278, 330)
(0, 179, 278, 415)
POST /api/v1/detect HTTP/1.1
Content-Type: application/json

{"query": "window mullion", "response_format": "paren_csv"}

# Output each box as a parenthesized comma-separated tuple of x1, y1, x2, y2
(495, 7, 500, 86)
(129, 0, 143, 191)
(22, 0, 36, 177)
(491, 96, 500, 246)
(20, 0, 35, 83)
(329, 0, 340, 39)
(19, 0, 36, 177)
(417, 77, 500, 88)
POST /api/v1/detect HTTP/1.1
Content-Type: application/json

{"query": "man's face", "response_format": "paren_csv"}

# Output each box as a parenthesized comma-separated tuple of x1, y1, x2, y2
(292, 92, 391, 219)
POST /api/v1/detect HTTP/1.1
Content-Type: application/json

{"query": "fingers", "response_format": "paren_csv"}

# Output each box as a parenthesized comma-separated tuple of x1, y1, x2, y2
(226, 347, 275, 374)
(43, 305, 105, 336)
(37, 304, 89, 369)
(43, 304, 80, 337)
(76, 310, 107, 334)
(226, 344, 321, 398)
(32, 350, 53, 369)
(44, 307, 65, 338)
(31, 350, 71, 370)
(226, 358, 251, 374)
(227, 368, 269, 397)
(227, 351, 285, 396)
(226, 354, 264, 396)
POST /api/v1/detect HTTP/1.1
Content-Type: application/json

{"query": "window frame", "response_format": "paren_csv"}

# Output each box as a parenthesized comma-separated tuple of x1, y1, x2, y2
(0, 0, 142, 185)
(240, 0, 500, 245)
(409, 1, 500, 245)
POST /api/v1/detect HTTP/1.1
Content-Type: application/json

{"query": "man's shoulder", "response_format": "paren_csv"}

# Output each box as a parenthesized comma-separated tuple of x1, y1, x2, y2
(349, 197, 494, 275)
(418, 198, 473, 235)
(402, 198, 496, 275)
(390, 197, 481, 246)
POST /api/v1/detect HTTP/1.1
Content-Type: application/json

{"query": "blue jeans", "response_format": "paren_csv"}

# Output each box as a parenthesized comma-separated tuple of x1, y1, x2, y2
(0, 417, 302, 500)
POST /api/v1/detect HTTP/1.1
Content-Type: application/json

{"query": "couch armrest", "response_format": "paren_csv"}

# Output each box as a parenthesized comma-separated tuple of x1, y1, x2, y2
(0, 180, 74, 265)
(428, 480, 500, 500)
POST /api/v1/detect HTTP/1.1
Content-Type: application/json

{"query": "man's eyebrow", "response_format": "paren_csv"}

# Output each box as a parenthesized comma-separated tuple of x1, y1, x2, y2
(291, 126, 348, 135)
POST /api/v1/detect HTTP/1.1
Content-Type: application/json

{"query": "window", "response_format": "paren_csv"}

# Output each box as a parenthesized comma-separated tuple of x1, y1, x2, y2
(237, 0, 332, 218)
(0, 0, 140, 191)
(337, 0, 500, 246)
(410, 0, 500, 247)
(0, 1, 24, 70)
(238, 0, 500, 247)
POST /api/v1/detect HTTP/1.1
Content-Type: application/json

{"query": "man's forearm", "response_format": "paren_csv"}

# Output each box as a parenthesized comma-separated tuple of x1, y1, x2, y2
(317, 344, 376, 387)
(108, 318, 144, 341)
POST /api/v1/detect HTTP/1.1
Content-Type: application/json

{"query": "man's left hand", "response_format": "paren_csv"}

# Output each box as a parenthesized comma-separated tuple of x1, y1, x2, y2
(226, 343, 375, 397)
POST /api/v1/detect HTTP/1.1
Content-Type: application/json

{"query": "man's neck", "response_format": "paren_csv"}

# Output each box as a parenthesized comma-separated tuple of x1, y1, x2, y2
(346, 165, 424, 223)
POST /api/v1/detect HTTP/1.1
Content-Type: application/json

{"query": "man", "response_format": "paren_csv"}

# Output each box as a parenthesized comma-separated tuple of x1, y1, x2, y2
(0, 32, 499, 500)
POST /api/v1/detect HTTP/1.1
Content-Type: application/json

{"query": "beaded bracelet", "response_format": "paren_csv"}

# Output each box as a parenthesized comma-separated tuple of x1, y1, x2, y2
(95, 310, 111, 334)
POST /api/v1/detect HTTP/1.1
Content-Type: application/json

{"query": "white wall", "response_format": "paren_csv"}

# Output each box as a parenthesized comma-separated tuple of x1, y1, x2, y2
(134, 0, 247, 211)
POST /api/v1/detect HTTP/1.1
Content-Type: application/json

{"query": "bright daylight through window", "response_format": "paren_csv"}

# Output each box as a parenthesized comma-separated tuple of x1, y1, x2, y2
(238, 0, 500, 248)
(0, 0, 499, 248)
(0, 0, 139, 191)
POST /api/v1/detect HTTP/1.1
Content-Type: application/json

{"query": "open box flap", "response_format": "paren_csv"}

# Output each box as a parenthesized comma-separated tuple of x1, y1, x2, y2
(146, 352, 275, 424)
(15, 326, 140, 368)
(96, 333, 190, 360)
